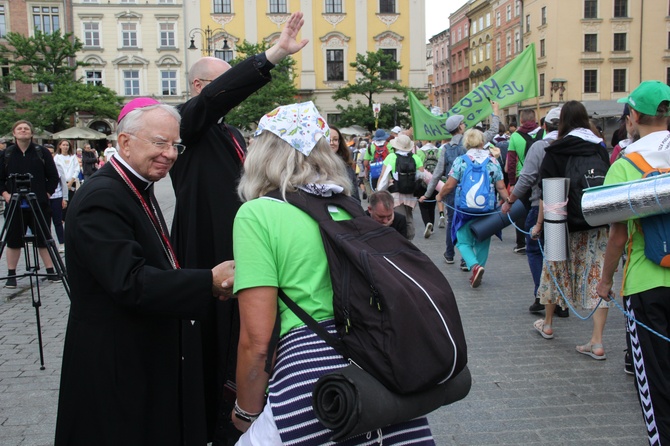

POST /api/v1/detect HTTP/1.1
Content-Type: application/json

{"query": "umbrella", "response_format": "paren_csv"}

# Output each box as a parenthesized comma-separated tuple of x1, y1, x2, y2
(338, 126, 367, 136)
(52, 126, 107, 140)
(106, 132, 117, 141)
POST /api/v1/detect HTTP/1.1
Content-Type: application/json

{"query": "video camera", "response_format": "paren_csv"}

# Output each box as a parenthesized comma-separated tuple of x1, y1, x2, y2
(8, 173, 33, 194)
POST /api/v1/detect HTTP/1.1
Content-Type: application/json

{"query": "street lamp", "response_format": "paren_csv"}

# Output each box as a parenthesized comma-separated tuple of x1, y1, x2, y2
(188, 25, 230, 56)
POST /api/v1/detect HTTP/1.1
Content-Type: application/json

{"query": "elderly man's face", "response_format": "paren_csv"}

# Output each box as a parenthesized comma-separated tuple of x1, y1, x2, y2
(368, 202, 394, 227)
(119, 108, 180, 182)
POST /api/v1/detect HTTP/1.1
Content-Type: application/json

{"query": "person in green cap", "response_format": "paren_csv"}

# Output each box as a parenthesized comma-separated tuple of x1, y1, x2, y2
(597, 80, 670, 446)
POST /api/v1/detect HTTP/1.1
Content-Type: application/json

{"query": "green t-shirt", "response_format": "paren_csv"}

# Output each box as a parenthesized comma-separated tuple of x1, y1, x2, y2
(604, 159, 670, 295)
(364, 142, 390, 161)
(233, 196, 351, 336)
(382, 152, 424, 171)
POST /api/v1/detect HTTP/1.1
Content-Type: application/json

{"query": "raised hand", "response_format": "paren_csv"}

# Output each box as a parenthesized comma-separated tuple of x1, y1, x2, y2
(266, 12, 309, 65)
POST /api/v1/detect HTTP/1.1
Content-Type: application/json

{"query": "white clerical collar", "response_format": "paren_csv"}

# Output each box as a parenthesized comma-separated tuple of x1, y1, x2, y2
(112, 153, 152, 190)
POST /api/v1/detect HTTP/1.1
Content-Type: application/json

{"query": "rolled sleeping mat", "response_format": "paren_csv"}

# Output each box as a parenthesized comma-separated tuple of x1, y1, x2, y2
(469, 199, 527, 242)
(312, 364, 472, 442)
(542, 178, 570, 262)
(582, 173, 670, 227)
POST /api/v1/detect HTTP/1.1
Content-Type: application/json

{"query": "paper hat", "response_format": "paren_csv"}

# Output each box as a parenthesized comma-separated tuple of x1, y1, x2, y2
(255, 101, 330, 156)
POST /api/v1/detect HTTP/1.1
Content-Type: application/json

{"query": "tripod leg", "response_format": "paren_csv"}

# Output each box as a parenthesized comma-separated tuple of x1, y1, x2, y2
(25, 193, 70, 295)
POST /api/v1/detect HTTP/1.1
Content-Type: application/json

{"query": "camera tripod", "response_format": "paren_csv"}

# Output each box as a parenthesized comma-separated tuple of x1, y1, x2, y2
(0, 174, 70, 370)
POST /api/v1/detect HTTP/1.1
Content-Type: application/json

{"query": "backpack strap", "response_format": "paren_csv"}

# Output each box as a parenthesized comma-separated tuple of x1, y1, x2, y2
(277, 289, 348, 358)
(265, 189, 366, 223)
(623, 152, 654, 176)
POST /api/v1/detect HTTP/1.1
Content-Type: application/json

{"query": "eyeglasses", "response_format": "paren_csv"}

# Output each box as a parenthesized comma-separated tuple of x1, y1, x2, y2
(197, 78, 213, 84)
(128, 134, 186, 155)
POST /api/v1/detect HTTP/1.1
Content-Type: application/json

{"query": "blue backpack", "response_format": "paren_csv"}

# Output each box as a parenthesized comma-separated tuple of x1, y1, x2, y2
(455, 156, 496, 214)
(624, 153, 670, 267)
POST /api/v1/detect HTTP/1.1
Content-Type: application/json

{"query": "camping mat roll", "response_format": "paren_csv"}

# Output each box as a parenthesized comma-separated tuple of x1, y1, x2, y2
(542, 178, 570, 262)
(312, 365, 472, 442)
(470, 199, 527, 242)
(582, 173, 670, 227)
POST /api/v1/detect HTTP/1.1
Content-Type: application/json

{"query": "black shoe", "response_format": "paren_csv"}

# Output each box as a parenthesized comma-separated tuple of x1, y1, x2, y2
(4, 277, 16, 288)
(624, 349, 634, 375)
(529, 298, 544, 314)
(362, 192, 368, 200)
(513, 245, 526, 254)
(460, 259, 468, 271)
(444, 255, 454, 264)
(48, 275, 62, 283)
(555, 305, 569, 318)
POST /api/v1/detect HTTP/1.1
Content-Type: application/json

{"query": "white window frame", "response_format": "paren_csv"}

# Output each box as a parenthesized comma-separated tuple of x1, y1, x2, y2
(0, 5, 6, 39)
(160, 69, 178, 96)
(269, 0, 288, 14)
(213, 0, 232, 14)
(82, 21, 101, 47)
(159, 22, 176, 48)
(325, 0, 343, 14)
(121, 22, 139, 48)
(123, 69, 141, 96)
(85, 70, 103, 86)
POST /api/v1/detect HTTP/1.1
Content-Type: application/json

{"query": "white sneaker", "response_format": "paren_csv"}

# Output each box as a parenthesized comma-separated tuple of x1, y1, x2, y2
(438, 215, 446, 228)
(58, 244, 65, 253)
(424, 222, 433, 239)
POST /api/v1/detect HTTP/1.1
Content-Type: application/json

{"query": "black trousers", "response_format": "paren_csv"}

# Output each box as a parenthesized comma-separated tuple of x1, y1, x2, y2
(418, 191, 438, 227)
(626, 287, 670, 446)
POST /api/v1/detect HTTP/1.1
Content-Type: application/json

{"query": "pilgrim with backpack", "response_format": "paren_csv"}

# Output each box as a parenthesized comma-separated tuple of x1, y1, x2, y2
(376, 134, 424, 240)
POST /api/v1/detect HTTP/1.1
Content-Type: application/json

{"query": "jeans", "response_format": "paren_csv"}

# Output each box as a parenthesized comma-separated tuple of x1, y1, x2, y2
(525, 206, 542, 296)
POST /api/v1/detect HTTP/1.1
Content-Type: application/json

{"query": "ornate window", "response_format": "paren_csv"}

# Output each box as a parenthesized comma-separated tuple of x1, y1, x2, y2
(325, 0, 343, 14)
(159, 22, 176, 48)
(326, 49, 344, 81)
(124, 70, 140, 96)
(83, 22, 101, 47)
(269, 0, 287, 14)
(214, 0, 231, 14)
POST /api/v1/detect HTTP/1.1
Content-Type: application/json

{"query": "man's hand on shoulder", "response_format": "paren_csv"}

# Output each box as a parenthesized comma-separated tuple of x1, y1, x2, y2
(266, 11, 309, 65)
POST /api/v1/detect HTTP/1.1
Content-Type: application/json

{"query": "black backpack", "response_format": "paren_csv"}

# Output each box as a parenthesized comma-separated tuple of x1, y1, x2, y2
(268, 190, 468, 395)
(392, 154, 416, 194)
(564, 152, 609, 228)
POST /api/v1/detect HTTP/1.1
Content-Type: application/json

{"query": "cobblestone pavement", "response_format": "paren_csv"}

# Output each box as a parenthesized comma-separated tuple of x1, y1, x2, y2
(0, 179, 649, 445)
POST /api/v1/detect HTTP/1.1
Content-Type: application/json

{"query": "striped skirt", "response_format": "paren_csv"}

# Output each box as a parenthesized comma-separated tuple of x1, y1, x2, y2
(268, 320, 435, 445)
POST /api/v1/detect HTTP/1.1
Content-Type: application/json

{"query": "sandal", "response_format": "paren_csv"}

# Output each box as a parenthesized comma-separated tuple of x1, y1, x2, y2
(533, 319, 554, 339)
(576, 343, 606, 360)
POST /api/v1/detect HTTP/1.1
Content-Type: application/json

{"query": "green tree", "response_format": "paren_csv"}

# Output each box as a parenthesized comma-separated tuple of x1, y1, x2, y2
(331, 50, 421, 131)
(0, 30, 123, 133)
(224, 41, 303, 132)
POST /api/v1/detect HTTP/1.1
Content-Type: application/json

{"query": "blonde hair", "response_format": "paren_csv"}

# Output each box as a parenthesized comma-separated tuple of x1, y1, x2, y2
(238, 131, 352, 202)
(463, 128, 485, 149)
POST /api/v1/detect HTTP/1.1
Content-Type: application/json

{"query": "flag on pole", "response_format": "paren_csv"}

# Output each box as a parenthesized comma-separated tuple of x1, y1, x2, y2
(410, 43, 538, 141)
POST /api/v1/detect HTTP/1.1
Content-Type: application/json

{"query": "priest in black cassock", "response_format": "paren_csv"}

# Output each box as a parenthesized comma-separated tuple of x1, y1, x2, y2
(55, 98, 235, 445)
(170, 11, 309, 445)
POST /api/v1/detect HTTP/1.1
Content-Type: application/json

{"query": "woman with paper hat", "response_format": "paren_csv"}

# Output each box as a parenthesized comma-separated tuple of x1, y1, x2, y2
(231, 101, 434, 444)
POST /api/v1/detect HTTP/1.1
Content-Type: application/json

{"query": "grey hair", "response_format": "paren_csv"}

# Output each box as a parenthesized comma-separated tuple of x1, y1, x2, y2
(117, 104, 181, 135)
(238, 131, 352, 202)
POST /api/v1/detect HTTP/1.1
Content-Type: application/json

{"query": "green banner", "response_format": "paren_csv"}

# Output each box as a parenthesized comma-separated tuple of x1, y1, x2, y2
(410, 43, 538, 141)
